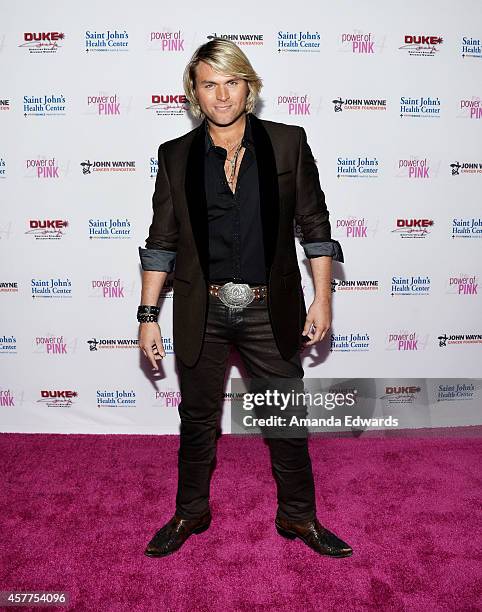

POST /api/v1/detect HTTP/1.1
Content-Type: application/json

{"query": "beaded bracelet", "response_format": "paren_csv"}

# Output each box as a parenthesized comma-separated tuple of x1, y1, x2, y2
(138, 313, 159, 323)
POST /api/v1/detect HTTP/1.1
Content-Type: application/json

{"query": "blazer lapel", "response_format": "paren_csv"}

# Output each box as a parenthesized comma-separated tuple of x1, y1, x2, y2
(185, 121, 210, 280)
(249, 113, 280, 274)
(184, 113, 281, 281)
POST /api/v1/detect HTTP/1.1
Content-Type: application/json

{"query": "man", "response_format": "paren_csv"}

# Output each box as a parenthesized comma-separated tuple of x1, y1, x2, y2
(138, 38, 352, 558)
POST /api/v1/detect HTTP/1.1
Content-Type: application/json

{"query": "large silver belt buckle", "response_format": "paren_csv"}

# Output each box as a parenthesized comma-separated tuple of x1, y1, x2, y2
(217, 282, 254, 309)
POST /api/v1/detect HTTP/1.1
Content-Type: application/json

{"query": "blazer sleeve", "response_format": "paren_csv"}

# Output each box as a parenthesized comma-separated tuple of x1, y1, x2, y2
(138, 144, 179, 272)
(294, 127, 344, 262)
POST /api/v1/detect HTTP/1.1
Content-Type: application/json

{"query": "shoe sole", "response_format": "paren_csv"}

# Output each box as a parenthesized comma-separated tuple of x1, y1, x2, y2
(275, 523, 353, 558)
(144, 517, 211, 558)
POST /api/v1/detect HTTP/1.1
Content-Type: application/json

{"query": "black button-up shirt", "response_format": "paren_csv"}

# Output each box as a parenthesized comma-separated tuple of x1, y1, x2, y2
(204, 115, 267, 285)
(139, 114, 345, 276)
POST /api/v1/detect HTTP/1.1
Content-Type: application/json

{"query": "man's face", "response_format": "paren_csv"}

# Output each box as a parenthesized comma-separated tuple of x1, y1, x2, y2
(194, 60, 249, 126)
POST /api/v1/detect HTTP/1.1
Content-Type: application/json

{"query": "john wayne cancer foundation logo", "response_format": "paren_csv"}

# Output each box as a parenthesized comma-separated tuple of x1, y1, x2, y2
(81, 159, 136, 174)
(450, 161, 482, 175)
(333, 97, 386, 112)
(0, 282, 18, 294)
(88, 336, 174, 354)
(331, 279, 379, 293)
(87, 337, 139, 351)
(19, 31, 64, 53)
(207, 32, 263, 46)
(146, 94, 189, 116)
(438, 333, 482, 348)
(0, 99, 11, 111)
(399, 34, 443, 57)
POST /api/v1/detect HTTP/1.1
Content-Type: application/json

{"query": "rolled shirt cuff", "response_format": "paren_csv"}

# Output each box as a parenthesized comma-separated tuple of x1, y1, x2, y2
(300, 239, 344, 263)
(138, 246, 176, 272)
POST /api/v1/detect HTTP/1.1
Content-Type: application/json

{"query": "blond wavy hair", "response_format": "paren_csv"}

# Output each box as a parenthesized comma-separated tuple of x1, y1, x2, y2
(183, 38, 263, 119)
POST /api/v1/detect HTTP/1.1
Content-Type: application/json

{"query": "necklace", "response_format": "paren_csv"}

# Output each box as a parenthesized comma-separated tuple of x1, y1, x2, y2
(208, 128, 244, 187)
(224, 139, 242, 155)
(226, 141, 243, 186)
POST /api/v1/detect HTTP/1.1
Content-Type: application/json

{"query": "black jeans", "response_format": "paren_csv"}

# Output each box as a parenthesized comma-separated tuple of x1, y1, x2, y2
(174, 290, 317, 522)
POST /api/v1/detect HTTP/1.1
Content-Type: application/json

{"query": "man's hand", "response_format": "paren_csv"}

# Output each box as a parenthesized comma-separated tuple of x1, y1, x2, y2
(302, 297, 332, 346)
(138, 322, 165, 370)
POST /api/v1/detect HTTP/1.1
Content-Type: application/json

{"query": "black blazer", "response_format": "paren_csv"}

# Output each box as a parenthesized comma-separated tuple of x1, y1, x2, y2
(146, 112, 337, 367)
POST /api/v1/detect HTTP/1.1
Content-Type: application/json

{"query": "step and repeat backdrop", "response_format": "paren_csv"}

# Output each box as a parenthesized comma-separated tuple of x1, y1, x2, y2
(0, 1, 481, 433)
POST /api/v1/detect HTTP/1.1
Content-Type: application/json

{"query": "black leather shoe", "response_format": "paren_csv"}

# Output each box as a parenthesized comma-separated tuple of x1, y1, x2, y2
(144, 511, 211, 558)
(275, 515, 353, 557)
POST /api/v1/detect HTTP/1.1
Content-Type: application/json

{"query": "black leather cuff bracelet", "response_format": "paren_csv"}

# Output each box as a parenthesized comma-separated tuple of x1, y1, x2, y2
(137, 304, 160, 323)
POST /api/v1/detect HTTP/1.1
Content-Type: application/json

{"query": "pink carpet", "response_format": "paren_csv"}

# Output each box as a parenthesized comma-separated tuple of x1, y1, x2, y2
(1, 428, 481, 611)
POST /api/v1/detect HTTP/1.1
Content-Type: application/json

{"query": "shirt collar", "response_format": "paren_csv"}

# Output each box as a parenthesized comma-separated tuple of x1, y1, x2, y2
(204, 112, 254, 155)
